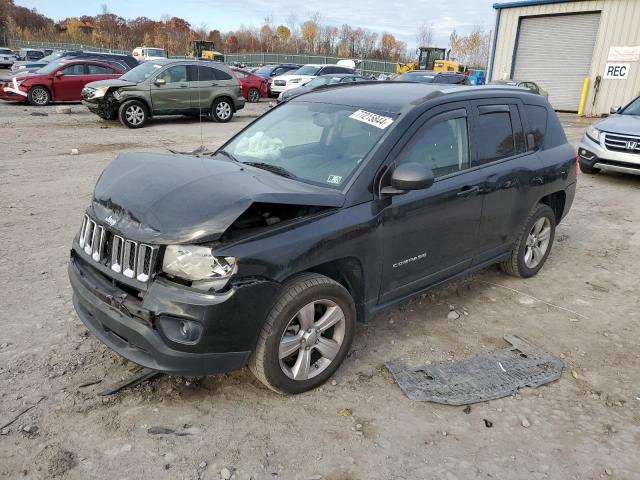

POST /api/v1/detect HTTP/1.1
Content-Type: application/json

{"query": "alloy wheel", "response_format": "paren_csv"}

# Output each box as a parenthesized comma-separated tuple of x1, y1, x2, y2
(524, 217, 551, 268)
(278, 299, 346, 381)
(248, 89, 260, 103)
(216, 101, 232, 120)
(31, 87, 48, 105)
(125, 105, 145, 125)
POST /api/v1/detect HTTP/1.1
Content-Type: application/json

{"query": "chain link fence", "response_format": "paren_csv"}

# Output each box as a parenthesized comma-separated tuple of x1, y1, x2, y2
(9, 40, 399, 76)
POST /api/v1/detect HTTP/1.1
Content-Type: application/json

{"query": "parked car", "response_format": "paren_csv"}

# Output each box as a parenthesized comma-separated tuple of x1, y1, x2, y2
(229, 67, 268, 103)
(277, 73, 370, 103)
(270, 62, 356, 95)
(132, 47, 167, 62)
(68, 82, 576, 394)
(396, 70, 470, 85)
(12, 50, 138, 74)
(489, 79, 548, 98)
(18, 48, 45, 61)
(0, 48, 15, 68)
(252, 63, 302, 95)
(578, 96, 640, 175)
(0, 59, 124, 106)
(81, 59, 244, 128)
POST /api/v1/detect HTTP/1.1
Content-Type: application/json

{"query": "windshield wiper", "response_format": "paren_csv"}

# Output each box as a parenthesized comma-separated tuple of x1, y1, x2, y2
(242, 162, 298, 180)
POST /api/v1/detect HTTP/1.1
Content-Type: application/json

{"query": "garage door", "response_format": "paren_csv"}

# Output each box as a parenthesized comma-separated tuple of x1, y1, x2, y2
(512, 12, 601, 111)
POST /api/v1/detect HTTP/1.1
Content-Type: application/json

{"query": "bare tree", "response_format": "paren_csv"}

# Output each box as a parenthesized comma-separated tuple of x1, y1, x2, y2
(416, 23, 433, 48)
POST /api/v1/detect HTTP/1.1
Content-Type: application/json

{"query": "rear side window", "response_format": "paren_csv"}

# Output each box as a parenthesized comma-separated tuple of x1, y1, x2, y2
(524, 104, 548, 150)
(213, 68, 233, 80)
(87, 64, 116, 75)
(543, 108, 568, 149)
(189, 65, 216, 81)
(474, 104, 525, 165)
(63, 64, 86, 75)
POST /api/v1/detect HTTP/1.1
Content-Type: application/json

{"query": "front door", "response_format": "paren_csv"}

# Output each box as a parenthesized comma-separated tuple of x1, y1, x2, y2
(150, 64, 191, 113)
(53, 63, 87, 101)
(379, 103, 483, 303)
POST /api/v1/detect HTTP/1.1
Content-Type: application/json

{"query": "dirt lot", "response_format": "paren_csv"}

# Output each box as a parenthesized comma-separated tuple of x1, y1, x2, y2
(1, 98, 639, 480)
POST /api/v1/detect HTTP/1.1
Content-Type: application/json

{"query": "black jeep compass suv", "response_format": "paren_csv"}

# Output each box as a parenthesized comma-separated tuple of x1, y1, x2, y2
(68, 82, 576, 394)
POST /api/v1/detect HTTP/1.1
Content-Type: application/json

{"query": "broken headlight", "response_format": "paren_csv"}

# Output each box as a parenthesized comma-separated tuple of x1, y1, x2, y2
(90, 86, 109, 98)
(162, 245, 237, 290)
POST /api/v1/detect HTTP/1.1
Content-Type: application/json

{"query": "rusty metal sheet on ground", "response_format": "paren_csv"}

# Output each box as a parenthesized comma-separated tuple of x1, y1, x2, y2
(386, 335, 564, 405)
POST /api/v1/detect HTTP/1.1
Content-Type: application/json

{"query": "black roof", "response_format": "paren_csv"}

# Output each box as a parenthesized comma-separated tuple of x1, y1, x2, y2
(316, 73, 365, 78)
(292, 82, 541, 114)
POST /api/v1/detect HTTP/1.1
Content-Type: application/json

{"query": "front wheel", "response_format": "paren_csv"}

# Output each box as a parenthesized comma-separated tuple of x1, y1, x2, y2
(211, 98, 234, 122)
(249, 273, 356, 394)
(27, 86, 50, 106)
(118, 100, 148, 129)
(501, 204, 556, 278)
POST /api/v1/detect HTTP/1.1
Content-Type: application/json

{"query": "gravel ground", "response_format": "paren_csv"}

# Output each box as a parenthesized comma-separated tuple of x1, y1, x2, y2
(0, 98, 639, 480)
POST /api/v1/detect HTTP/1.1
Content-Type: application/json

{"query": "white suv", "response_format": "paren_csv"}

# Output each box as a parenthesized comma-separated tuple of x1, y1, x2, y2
(271, 61, 356, 94)
(0, 48, 15, 68)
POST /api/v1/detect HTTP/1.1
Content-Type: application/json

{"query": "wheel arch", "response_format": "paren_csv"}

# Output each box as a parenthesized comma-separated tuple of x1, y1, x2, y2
(28, 84, 52, 100)
(297, 257, 366, 322)
(119, 96, 152, 116)
(539, 190, 566, 225)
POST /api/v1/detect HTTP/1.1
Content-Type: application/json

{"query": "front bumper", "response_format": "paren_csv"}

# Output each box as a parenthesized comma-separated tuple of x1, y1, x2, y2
(69, 250, 280, 375)
(270, 83, 288, 94)
(578, 134, 640, 175)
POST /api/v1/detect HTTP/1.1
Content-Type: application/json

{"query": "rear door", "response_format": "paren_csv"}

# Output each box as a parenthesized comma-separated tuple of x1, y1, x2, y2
(469, 98, 546, 263)
(379, 102, 484, 302)
(53, 63, 88, 100)
(150, 64, 190, 113)
(189, 65, 237, 111)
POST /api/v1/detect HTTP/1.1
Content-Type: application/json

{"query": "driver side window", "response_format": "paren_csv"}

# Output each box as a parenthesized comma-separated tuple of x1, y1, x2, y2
(157, 65, 187, 84)
(399, 114, 470, 178)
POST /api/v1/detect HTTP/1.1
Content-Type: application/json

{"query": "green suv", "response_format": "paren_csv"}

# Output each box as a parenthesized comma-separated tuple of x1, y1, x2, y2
(81, 59, 245, 128)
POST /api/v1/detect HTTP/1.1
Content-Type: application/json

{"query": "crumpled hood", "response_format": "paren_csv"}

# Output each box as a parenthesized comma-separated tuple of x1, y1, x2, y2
(84, 78, 137, 90)
(89, 152, 344, 244)
(596, 114, 640, 136)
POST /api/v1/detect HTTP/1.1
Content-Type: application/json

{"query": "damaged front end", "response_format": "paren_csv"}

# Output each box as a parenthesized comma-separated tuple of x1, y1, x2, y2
(68, 151, 342, 374)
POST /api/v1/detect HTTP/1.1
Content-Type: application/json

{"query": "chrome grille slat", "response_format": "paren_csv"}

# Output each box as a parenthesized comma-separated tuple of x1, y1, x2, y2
(604, 133, 640, 154)
(77, 216, 157, 283)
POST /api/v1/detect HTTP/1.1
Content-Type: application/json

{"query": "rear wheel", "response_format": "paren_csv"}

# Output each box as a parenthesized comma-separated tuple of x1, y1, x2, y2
(247, 87, 261, 103)
(501, 204, 556, 278)
(249, 273, 356, 394)
(27, 86, 50, 106)
(579, 162, 600, 174)
(118, 100, 148, 129)
(211, 98, 234, 122)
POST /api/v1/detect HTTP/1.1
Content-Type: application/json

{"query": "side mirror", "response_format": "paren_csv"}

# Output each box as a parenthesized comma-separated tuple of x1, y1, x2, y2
(55, 70, 64, 77)
(610, 105, 621, 114)
(381, 162, 435, 195)
(154, 78, 166, 86)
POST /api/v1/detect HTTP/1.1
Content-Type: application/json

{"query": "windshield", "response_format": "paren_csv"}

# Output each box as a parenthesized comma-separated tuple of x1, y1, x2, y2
(254, 65, 274, 75)
(120, 62, 164, 82)
(222, 102, 394, 189)
(622, 96, 640, 115)
(398, 71, 435, 83)
(146, 49, 166, 57)
(305, 76, 343, 88)
(0, 49, 13, 55)
(294, 66, 321, 76)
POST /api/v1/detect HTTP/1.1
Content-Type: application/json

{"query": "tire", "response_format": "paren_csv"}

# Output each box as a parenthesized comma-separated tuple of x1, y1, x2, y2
(211, 98, 234, 122)
(579, 162, 600, 174)
(118, 100, 148, 129)
(27, 86, 50, 106)
(247, 87, 261, 103)
(501, 204, 556, 278)
(249, 273, 356, 394)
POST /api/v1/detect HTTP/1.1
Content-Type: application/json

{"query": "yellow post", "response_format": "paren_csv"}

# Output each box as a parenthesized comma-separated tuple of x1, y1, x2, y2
(578, 77, 590, 116)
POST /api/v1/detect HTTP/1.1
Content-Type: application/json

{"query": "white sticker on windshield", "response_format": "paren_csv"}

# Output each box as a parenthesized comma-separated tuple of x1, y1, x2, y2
(327, 175, 343, 185)
(349, 110, 394, 129)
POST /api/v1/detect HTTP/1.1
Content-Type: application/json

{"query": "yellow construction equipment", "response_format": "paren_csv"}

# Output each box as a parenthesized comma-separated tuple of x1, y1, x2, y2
(396, 47, 466, 74)
(189, 40, 224, 62)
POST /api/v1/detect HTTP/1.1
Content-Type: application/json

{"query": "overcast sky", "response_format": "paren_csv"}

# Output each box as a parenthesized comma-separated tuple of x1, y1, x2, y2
(15, 0, 497, 48)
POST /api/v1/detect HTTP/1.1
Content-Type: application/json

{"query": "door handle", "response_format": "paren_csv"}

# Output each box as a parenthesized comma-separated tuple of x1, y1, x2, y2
(210, 83, 220, 86)
(179, 84, 188, 88)
(457, 185, 480, 197)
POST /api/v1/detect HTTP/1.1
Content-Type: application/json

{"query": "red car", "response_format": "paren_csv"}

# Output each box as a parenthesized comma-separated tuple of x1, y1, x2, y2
(0, 59, 124, 106)
(230, 67, 267, 103)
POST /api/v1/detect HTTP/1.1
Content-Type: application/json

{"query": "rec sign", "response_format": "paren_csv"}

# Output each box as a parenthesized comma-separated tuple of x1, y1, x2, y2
(604, 63, 630, 79)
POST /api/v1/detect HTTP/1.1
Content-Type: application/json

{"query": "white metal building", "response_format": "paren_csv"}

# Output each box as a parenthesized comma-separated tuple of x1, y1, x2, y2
(487, 0, 640, 115)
